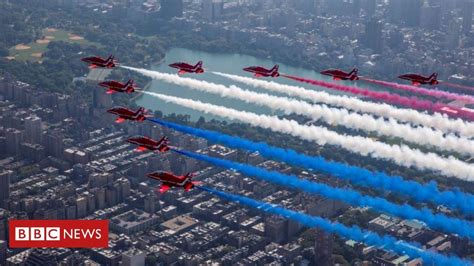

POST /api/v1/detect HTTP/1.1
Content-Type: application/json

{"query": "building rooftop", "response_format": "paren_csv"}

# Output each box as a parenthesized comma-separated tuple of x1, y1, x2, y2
(161, 214, 198, 234)
(111, 209, 158, 229)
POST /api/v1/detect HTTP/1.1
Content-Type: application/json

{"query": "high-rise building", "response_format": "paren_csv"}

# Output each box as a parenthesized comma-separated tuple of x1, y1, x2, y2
(438, 0, 455, 17)
(24, 115, 42, 144)
(362, 18, 383, 53)
(116, 177, 131, 201)
(265, 216, 287, 243)
(0, 171, 10, 209)
(160, 0, 183, 20)
(144, 192, 157, 213)
(202, 0, 223, 21)
(202, 0, 213, 20)
(314, 229, 334, 266)
(312, 0, 322, 16)
(364, 0, 376, 18)
(44, 130, 64, 158)
(462, 0, 473, 34)
(212, 0, 223, 20)
(92, 187, 106, 210)
(421, 3, 441, 31)
(389, 0, 422, 27)
(66, 204, 76, 220)
(128, 161, 148, 179)
(352, 0, 361, 17)
(76, 197, 88, 218)
(445, 18, 462, 49)
(403, 0, 423, 27)
(5, 128, 23, 155)
(106, 184, 121, 206)
(388, 0, 403, 23)
(86, 192, 96, 214)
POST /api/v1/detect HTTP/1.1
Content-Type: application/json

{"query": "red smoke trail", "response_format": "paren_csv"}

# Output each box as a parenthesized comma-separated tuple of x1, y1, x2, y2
(281, 74, 474, 121)
(361, 77, 474, 104)
(441, 82, 474, 93)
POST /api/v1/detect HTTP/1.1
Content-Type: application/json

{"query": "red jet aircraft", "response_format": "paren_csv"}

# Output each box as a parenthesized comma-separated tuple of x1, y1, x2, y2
(99, 80, 138, 94)
(320, 68, 359, 81)
(243, 65, 280, 78)
(147, 172, 200, 193)
(127, 136, 170, 153)
(169, 61, 204, 75)
(107, 106, 149, 123)
(398, 72, 439, 86)
(81, 55, 117, 68)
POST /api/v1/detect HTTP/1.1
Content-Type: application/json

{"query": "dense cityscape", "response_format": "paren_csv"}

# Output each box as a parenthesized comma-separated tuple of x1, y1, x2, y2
(85, 0, 474, 83)
(1, 0, 474, 265)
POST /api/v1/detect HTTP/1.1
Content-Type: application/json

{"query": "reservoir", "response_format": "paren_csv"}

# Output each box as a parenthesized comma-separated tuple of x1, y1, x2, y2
(136, 48, 372, 121)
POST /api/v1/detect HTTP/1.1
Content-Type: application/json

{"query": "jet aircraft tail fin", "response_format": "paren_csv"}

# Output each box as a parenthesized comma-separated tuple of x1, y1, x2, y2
(135, 107, 145, 116)
(429, 73, 438, 81)
(194, 61, 203, 70)
(349, 68, 359, 80)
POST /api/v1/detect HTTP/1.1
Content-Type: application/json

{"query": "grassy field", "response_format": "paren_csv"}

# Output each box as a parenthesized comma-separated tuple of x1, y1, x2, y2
(7, 28, 93, 62)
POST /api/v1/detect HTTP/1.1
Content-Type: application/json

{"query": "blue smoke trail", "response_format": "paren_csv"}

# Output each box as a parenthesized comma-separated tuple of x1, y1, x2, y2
(148, 118, 474, 216)
(198, 186, 471, 266)
(173, 148, 474, 240)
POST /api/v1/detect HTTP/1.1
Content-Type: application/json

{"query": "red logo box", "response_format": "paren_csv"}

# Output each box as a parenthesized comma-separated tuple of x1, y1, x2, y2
(9, 220, 108, 248)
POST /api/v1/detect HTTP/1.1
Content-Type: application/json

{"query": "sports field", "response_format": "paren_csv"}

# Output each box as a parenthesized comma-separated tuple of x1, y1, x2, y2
(8, 28, 92, 62)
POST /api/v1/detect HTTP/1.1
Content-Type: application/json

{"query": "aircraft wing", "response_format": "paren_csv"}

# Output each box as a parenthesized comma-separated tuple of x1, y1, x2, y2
(135, 146, 147, 152)
(158, 184, 171, 194)
(184, 182, 194, 192)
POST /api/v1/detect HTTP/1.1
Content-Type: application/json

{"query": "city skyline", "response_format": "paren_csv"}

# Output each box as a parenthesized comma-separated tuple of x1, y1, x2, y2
(0, 0, 473, 265)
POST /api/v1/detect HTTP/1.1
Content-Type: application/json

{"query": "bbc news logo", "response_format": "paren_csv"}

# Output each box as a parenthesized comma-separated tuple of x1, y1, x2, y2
(9, 220, 108, 248)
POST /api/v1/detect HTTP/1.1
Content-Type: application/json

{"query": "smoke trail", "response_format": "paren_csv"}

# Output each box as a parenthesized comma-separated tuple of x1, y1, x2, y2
(281, 74, 474, 121)
(362, 77, 474, 104)
(143, 91, 474, 180)
(174, 148, 474, 240)
(441, 82, 474, 93)
(212, 72, 474, 137)
(123, 66, 474, 155)
(198, 186, 471, 266)
(149, 118, 474, 215)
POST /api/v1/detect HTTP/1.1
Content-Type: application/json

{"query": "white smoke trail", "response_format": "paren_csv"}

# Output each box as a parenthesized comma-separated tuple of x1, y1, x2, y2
(212, 72, 474, 138)
(143, 91, 474, 181)
(123, 66, 474, 155)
